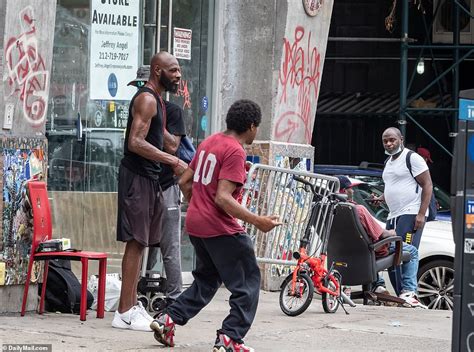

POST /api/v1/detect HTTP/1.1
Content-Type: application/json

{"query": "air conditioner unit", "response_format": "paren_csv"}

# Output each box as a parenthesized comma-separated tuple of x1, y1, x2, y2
(432, 0, 474, 44)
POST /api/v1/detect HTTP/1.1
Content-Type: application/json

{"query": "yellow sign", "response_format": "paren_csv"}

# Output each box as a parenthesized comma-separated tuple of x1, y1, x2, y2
(0, 262, 5, 285)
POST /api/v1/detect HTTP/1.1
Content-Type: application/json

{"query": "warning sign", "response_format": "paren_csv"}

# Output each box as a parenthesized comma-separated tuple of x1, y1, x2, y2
(173, 27, 192, 60)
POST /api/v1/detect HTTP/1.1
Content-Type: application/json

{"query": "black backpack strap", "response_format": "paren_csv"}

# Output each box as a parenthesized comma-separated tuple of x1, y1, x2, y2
(405, 150, 419, 193)
(405, 150, 415, 178)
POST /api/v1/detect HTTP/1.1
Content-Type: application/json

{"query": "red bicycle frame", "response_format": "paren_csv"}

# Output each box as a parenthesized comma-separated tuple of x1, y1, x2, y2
(291, 247, 340, 297)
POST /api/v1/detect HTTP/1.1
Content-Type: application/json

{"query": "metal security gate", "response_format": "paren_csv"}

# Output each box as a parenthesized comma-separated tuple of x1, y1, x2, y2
(241, 164, 340, 266)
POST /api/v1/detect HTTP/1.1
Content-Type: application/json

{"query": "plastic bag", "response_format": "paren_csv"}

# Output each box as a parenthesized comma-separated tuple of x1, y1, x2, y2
(88, 273, 122, 312)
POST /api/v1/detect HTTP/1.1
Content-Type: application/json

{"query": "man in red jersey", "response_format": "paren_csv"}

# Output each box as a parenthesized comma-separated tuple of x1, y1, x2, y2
(150, 99, 281, 351)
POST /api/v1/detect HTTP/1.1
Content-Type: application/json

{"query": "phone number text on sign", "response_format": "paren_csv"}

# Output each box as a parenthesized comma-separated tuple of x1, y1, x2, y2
(99, 52, 130, 61)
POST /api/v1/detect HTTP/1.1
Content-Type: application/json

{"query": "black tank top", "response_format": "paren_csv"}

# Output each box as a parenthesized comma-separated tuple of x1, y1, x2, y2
(121, 87, 164, 180)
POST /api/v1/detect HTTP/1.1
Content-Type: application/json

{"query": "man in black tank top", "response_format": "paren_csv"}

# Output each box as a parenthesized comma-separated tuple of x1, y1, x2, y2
(112, 52, 188, 332)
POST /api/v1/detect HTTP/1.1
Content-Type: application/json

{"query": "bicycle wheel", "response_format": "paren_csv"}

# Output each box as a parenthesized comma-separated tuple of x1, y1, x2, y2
(279, 272, 314, 316)
(322, 271, 341, 314)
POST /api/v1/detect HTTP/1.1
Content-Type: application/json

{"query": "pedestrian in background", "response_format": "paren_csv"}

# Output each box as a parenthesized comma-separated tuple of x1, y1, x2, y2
(417, 146, 433, 165)
(372, 127, 433, 306)
(150, 99, 282, 351)
(112, 51, 187, 332)
(146, 100, 185, 310)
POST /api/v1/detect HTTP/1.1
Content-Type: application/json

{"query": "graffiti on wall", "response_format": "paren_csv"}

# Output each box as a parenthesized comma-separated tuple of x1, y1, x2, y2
(4, 6, 49, 127)
(1, 147, 45, 285)
(274, 26, 322, 143)
(176, 79, 192, 110)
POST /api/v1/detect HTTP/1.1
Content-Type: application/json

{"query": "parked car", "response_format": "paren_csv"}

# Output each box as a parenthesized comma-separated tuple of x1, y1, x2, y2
(314, 166, 455, 310)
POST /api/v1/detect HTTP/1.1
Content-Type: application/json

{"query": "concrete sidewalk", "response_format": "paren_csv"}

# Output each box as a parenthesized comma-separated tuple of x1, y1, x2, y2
(0, 288, 452, 352)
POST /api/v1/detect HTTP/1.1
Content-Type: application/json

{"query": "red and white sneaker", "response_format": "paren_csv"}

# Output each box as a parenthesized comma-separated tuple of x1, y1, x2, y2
(150, 314, 176, 347)
(399, 291, 428, 309)
(213, 333, 254, 352)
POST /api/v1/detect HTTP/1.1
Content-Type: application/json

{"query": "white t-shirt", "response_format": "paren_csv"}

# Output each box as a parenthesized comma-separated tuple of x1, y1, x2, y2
(382, 148, 429, 219)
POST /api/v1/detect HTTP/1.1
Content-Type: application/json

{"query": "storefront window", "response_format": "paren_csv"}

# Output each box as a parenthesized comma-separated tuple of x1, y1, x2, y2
(48, 1, 129, 192)
(48, 0, 213, 193)
(143, 0, 213, 145)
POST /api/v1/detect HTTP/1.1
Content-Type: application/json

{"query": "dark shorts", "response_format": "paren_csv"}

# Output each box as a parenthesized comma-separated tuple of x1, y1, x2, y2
(116, 164, 164, 246)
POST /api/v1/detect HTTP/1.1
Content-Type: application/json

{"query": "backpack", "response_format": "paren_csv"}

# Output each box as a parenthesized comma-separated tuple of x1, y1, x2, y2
(384, 151, 437, 221)
(405, 150, 437, 221)
(38, 259, 93, 314)
(177, 135, 196, 164)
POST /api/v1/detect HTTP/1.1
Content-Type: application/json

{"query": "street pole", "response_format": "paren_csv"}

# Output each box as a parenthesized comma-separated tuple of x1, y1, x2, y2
(399, 0, 408, 137)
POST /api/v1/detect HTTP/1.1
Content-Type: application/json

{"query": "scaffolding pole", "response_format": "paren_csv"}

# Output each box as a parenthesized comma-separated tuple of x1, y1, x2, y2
(399, 0, 474, 157)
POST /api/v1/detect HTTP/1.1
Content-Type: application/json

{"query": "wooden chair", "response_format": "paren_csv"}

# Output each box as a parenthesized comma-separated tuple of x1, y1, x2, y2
(21, 181, 107, 321)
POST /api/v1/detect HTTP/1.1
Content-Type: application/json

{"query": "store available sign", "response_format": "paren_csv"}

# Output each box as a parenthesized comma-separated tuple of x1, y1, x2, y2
(89, 0, 140, 100)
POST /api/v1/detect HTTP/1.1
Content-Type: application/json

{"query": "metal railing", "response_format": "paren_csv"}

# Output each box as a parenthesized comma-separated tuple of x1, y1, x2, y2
(241, 164, 340, 266)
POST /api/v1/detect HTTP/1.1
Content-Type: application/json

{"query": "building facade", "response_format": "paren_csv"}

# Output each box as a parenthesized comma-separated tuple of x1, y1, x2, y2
(0, 0, 333, 305)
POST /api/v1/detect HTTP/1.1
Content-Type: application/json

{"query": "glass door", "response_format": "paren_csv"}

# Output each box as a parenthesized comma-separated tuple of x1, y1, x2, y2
(142, 0, 215, 276)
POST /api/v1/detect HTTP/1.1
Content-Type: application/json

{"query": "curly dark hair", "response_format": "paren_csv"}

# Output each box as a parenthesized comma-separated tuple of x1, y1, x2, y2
(225, 99, 262, 134)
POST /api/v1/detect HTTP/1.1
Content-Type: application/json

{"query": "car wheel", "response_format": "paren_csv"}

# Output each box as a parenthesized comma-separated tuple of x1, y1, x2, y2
(417, 259, 454, 310)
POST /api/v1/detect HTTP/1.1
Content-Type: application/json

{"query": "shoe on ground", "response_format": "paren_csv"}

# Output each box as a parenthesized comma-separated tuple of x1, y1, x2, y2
(213, 333, 254, 352)
(399, 291, 428, 309)
(111, 305, 153, 331)
(136, 301, 154, 323)
(150, 313, 176, 347)
(373, 285, 389, 295)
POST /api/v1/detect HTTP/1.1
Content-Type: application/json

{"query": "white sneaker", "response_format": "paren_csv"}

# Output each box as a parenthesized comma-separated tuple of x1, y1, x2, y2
(374, 286, 389, 294)
(399, 291, 428, 309)
(136, 301, 153, 323)
(112, 306, 153, 331)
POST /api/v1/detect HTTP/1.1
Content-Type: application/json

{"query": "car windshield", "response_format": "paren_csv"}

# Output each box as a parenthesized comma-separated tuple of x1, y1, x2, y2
(349, 174, 450, 214)
(350, 183, 390, 222)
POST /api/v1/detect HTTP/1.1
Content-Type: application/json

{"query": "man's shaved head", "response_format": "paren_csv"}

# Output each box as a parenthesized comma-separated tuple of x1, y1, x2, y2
(382, 127, 402, 138)
(150, 51, 176, 70)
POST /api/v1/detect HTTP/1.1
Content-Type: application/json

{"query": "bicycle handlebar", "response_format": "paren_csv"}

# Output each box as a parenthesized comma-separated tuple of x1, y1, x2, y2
(292, 175, 313, 189)
(293, 175, 347, 202)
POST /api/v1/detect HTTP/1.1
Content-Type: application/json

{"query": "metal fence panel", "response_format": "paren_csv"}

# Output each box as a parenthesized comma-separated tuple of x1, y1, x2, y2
(241, 164, 340, 266)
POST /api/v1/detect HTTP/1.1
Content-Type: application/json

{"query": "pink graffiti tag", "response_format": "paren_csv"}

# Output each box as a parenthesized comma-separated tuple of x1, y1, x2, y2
(176, 80, 192, 110)
(5, 6, 49, 127)
(275, 26, 321, 143)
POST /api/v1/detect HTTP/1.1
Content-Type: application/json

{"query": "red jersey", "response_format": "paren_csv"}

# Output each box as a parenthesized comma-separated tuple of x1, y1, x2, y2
(185, 133, 247, 237)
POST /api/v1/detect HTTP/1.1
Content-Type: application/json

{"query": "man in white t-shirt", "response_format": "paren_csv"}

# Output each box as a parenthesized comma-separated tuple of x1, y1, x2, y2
(372, 127, 432, 307)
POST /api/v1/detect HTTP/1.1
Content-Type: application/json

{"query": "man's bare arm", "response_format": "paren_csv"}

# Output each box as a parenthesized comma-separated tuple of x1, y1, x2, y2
(128, 93, 187, 173)
(414, 170, 433, 229)
(178, 167, 194, 201)
(163, 130, 181, 155)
